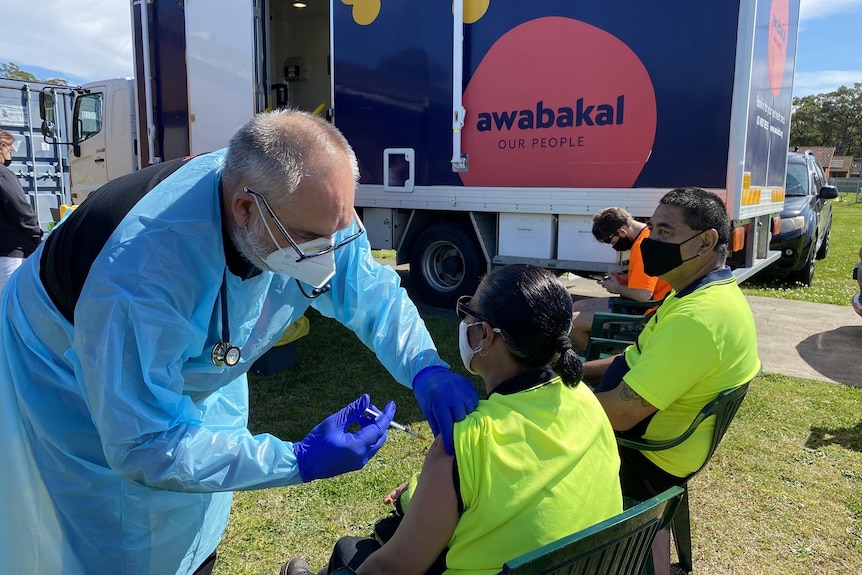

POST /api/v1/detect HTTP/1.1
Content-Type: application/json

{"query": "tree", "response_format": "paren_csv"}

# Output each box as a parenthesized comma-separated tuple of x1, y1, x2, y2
(0, 61, 68, 86)
(790, 83, 862, 159)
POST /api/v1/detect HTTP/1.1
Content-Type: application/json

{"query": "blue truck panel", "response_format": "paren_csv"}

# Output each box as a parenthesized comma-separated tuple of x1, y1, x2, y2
(334, 1, 459, 187)
(333, 1, 747, 190)
(745, 0, 798, 189)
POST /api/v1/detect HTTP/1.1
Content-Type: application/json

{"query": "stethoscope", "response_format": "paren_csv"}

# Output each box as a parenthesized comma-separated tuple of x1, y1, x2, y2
(209, 263, 335, 366)
(211, 270, 242, 367)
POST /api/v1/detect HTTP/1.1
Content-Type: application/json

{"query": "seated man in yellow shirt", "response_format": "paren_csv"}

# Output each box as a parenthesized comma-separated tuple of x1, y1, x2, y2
(583, 188, 760, 500)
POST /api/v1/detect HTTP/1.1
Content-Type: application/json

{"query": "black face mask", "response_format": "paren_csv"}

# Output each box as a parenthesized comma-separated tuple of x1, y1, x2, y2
(611, 236, 633, 252)
(640, 232, 704, 276)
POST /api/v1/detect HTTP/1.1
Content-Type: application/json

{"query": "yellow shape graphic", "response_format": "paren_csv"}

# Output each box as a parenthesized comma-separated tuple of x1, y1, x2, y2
(464, 0, 490, 24)
(342, 0, 381, 26)
(771, 188, 785, 203)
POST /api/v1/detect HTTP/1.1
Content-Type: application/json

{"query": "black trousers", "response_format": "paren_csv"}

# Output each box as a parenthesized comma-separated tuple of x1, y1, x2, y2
(193, 550, 217, 575)
(322, 534, 448, 575)
(618, 444, 687, 501)
(321, 536, 382, 574)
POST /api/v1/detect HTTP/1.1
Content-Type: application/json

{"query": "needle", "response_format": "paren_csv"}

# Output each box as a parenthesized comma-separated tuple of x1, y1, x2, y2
(364, 406, 427, 440)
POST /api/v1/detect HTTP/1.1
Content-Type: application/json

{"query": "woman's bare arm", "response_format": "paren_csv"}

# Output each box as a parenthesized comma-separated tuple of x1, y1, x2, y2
(357, 437, 459, 575)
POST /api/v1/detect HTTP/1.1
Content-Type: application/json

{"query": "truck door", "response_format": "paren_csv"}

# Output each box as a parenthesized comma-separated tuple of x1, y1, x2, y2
(184, 0, 258, 155)
(70, 90, 109, 203)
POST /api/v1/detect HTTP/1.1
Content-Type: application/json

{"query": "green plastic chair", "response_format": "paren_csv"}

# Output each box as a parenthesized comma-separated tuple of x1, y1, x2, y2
(617, 381, 753, 573)
(580, 297, 665, 363)
(582, 312, 648, 362)
(499, 486, 684, 575)
(609, 297, 662, 315)
(332, 486, 684, 575)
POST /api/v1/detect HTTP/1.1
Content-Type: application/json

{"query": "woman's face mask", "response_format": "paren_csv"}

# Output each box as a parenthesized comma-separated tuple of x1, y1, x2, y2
(640, 231, 704, 277)
(458, 321, 483, 375)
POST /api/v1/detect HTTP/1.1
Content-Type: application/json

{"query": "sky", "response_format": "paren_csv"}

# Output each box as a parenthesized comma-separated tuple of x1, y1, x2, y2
(0, 0, 861, 98)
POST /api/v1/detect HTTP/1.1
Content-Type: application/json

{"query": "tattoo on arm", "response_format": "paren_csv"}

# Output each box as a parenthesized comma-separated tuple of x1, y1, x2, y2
(620, 383, 651, 408)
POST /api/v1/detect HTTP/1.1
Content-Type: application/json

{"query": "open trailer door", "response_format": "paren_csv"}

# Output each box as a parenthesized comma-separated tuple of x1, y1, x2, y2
(184, 0, 261, 155)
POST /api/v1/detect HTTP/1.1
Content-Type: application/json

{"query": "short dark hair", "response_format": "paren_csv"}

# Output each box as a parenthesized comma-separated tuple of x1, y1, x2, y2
(473, 264, 582, 386)
(659, 187, 731, 256)
(591, 207, 634, 242)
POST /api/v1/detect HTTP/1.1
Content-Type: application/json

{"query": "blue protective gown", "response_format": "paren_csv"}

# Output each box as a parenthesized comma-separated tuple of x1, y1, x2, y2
(0, 151, 445, 574)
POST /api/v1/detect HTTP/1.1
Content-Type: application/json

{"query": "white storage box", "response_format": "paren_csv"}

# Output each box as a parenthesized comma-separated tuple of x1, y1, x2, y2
(362, 208, 393, 249)
(557, 215, 620, 264)
(498, 213, 556, 259)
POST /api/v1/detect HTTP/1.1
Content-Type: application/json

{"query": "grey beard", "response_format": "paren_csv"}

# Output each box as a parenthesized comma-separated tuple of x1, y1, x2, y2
(230, 219, 271, 271)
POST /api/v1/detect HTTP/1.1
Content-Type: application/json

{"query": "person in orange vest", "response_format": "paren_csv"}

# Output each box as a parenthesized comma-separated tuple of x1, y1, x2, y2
(569, 207, 671, 350)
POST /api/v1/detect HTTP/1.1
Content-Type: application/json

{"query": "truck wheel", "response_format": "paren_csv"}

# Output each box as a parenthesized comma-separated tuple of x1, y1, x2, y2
(409, 224, 485, 308)
(816, 228, 830, 260)
(789, 248, 815, 286)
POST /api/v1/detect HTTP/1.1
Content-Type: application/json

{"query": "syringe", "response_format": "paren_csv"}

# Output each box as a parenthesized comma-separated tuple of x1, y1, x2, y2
(364, 406, 427, 440)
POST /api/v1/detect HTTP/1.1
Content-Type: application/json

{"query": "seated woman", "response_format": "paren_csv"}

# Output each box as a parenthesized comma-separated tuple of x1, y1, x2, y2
(283, 264, 623, 575)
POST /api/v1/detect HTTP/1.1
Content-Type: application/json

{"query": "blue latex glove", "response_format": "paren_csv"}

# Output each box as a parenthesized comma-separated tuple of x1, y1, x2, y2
(412, 366, 479, 455)
(294, 394, 396, 482)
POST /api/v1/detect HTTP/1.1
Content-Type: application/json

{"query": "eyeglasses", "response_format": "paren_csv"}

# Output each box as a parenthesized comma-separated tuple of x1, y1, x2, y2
(245, 187, 365, 261)
(456, 295, 505, 336)
(601, 231, 619, 244)
(456, 295, 488, 323)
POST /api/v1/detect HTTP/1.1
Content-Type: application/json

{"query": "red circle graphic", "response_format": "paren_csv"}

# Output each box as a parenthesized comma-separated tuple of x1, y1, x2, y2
(768, 0, 789, 97)
(460, 17, 657, 188)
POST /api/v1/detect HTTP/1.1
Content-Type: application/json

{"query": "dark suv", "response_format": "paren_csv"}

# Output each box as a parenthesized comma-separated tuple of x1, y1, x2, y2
(769, 151, 839, 285)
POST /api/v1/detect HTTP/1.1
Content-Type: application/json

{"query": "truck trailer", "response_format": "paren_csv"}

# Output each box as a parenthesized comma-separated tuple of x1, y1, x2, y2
(42, 0, 800, 306)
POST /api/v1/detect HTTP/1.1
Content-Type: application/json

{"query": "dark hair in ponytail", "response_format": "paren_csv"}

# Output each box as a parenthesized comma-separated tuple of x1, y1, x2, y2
(474, 264, 583, 386)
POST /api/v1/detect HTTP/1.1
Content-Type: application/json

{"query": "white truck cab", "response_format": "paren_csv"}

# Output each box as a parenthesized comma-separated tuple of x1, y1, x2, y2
(40, 78, 136, 204)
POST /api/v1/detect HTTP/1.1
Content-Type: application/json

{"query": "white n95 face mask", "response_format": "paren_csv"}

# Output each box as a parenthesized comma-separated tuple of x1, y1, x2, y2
(264, 237, 336, 289)
(251, 195, 337, 289)
(458, 321, 482, 375)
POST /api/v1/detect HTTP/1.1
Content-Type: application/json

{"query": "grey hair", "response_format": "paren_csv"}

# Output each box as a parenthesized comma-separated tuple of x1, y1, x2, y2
(221, 109, 359, 208)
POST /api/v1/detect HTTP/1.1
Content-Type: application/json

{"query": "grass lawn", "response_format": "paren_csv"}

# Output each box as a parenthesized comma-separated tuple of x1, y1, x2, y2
(212, 194, 862, 574)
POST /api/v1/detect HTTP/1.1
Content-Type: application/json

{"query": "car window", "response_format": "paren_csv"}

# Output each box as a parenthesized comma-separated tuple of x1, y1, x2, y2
(811, 159, 826, 192)
(785, 162, 808, 196)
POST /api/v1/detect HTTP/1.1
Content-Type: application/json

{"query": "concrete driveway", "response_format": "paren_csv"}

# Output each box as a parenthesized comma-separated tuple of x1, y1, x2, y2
(747, 295, 862, 387)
